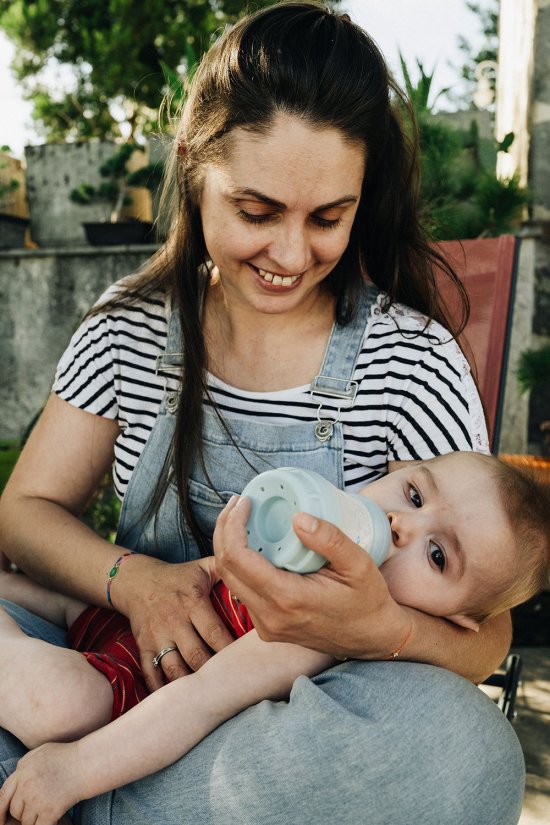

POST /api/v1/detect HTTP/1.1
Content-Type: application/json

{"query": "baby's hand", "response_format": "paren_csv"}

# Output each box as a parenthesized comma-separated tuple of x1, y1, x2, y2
(0, 742, 81, 825)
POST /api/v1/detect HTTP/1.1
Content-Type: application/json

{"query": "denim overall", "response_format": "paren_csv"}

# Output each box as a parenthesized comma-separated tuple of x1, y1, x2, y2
(0, 284, 525, 825)
(116, 284, 379, 561)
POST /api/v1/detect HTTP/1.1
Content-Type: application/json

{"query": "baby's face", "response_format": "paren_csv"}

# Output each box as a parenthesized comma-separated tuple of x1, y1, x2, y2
(363, 453, 516, 630)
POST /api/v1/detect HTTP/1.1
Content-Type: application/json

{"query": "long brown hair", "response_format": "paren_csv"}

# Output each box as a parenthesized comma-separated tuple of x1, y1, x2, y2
(100, 1, 469, 551)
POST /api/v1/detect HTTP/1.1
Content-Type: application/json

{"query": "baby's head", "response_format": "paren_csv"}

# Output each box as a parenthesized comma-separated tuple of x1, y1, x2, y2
(364, 452, 550, 631)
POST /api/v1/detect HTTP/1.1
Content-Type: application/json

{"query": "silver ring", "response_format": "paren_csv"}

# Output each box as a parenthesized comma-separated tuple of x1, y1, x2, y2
(152, 646, 177, 668)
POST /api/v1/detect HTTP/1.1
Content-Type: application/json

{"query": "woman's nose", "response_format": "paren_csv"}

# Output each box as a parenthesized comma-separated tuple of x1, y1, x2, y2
(269, 221, 311, 275)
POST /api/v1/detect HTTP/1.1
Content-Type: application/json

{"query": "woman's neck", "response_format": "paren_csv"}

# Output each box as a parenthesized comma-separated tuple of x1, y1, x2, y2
(203, 282, 336, 392)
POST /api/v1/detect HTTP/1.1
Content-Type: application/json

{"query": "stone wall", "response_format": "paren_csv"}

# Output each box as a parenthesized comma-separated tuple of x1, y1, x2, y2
(0, 245, 156, 440)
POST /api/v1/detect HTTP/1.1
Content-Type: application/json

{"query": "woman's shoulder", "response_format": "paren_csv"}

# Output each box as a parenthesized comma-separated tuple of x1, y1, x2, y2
(367, 297, 467, 364)
(90, 275, 169, 327)
(370, 296, 450, 338)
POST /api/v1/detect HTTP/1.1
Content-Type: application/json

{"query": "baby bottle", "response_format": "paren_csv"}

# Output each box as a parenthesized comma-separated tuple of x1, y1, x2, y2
(241, 467, 391, 574)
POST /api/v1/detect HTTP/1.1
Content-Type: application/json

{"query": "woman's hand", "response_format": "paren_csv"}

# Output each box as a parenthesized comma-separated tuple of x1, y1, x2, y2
(111, 553, 235, 691)
(0, 742, 80, 825)
(214, 497, 411, 660)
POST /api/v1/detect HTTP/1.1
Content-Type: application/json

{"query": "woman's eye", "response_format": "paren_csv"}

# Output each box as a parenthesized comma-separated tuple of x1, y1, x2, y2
(429, 542, 446, 571)
(408, 485, 422, 508)
(311, 215, 343, 230)
(237, 209, 274, 225)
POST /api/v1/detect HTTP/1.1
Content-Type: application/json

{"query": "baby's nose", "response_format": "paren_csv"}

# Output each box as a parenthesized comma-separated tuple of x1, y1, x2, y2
(387, 511, 415, 548)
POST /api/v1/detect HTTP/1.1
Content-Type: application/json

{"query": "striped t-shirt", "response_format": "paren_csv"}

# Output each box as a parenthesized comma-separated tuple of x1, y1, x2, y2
(53, 284, 489, 501)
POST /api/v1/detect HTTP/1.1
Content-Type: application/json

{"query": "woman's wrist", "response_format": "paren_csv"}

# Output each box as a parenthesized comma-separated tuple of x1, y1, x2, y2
(356, 605, 416, 662)
(104, 550, 157, 612)
(106, 551, 136, 605)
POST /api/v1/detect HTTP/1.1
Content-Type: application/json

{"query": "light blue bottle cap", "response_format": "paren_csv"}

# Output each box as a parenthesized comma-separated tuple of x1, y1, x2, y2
(242, 467, 391, 574)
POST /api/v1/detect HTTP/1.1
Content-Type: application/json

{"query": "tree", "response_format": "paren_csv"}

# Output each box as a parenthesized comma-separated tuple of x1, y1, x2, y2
(399, 56, 528, 240)
(0, 0, 341, 141)
(451, 0, 499, 109)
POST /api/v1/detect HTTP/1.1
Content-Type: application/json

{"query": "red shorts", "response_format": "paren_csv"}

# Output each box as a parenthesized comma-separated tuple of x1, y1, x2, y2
(67, 582, 254, 720)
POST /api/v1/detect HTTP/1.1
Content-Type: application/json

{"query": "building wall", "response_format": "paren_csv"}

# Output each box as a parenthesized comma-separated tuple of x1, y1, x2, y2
(496, 0, 550, 454)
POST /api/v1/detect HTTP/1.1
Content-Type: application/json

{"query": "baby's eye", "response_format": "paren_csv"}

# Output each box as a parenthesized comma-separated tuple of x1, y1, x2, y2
(408, 485, 422, 508)
(429, 542, 446, 571)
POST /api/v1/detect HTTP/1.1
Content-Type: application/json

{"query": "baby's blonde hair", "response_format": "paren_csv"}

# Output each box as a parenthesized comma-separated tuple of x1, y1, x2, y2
(468, 455, 550, 623)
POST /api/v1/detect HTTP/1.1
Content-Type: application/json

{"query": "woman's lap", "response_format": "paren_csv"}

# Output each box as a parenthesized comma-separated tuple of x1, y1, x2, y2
(0, 603, 524, 824)
(73, 661, 525, 825)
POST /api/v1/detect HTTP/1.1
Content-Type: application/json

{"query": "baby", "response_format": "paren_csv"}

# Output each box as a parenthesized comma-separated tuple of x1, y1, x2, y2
(0, 450, 548, 825)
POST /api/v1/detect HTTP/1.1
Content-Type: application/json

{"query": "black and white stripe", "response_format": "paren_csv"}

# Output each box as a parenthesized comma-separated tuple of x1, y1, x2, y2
(53, 286, 489, 499)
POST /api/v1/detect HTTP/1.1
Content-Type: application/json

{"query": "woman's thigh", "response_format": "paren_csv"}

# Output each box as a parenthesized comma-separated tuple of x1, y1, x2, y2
(75, 661, 525, 825)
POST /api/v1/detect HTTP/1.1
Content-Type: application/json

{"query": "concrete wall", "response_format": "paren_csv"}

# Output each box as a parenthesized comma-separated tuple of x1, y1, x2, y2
(25, 142, 153, 247)
(0, 246, 156, 440)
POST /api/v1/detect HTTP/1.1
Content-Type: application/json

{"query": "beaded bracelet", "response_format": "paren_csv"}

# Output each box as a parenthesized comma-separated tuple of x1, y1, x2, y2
(386, 616, 413, 660)
(106, 552, 135, 605)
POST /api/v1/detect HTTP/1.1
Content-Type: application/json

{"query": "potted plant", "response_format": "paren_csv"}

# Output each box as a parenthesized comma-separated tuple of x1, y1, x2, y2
(70, 143, 157, 245)
(0, 146, 29, 249)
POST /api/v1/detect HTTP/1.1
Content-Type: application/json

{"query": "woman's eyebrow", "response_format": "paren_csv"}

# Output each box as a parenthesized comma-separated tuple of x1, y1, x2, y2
(228, 188, 359, 212)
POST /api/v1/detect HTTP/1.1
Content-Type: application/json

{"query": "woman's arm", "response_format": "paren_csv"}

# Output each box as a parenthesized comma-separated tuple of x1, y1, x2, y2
(0, 632, 333, 825)
(0, 394, 234, 689)
(214, 498, 511, 684)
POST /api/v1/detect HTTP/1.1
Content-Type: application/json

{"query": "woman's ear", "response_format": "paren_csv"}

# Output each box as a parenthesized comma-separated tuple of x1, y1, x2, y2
(446, 613, 480, 632)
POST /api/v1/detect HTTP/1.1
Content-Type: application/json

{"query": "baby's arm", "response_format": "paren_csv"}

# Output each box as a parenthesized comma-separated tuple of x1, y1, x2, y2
(0, 569, 86, 628)
(0, 632, 334, 825)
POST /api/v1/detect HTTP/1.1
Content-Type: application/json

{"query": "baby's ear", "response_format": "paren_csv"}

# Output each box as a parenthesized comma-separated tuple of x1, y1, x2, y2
(446, 613, 480, 632)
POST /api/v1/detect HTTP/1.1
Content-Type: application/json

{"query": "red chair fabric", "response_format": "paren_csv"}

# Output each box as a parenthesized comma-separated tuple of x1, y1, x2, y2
(435, 235, 519, 451)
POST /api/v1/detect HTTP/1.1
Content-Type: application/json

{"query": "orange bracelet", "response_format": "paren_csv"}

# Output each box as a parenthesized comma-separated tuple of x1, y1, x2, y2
(386, 616, 413, 660)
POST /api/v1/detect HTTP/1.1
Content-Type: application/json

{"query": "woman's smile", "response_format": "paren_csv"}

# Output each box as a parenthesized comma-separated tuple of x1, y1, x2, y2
(248, 263, 303, 290)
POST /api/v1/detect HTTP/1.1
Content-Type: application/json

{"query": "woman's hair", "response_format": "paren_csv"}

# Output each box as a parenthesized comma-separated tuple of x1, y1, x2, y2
(103, 1, 471, 551)
(468, 456, 550, 623)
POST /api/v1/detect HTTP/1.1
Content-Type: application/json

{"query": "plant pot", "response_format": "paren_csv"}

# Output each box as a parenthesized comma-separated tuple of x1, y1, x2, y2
(0, 214, 29, 249)
(83, 221, 154, 246)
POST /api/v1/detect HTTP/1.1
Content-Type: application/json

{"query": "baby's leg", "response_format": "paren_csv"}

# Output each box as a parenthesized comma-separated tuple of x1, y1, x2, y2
(0, 607, 113, 748)
(0, 570, 86, 628)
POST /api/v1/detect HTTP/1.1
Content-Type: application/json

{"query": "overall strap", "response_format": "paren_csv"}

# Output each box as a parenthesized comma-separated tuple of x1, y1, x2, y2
(310, 283, 380, 442)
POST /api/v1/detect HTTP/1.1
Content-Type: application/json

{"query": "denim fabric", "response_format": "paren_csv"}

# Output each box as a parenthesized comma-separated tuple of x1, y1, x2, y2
(0, 284, 525, 823)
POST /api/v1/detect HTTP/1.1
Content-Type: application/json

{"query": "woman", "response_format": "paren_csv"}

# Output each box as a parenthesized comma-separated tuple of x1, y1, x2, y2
(0, 3, 524, 824)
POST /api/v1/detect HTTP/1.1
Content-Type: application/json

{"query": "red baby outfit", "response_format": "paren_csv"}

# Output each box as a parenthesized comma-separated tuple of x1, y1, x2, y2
(67, 582, 254, 720)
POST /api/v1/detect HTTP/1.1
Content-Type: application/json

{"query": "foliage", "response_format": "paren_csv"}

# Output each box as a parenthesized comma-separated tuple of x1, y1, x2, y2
(517, 345, 550, 395)
(70, 142, 151, 221)
(0, 145, 20, 204)
(452, 0, 499, 108)
(0, 0, 341, 141)
(398, 54, 449, 117)
(399, 57, 529, 240)
(0, 441, 20, 493)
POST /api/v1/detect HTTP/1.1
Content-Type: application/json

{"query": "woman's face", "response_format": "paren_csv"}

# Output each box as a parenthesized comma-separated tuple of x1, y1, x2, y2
(199, 113, 365, 316)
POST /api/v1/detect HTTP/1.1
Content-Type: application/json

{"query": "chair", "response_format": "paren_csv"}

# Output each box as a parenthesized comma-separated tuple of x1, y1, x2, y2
(435, 235, 520, 451)
(435, 235, 522, 721)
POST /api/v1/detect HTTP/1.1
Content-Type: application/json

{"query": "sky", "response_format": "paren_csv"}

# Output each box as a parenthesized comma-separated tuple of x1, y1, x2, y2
(0, 0, 491, 158)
